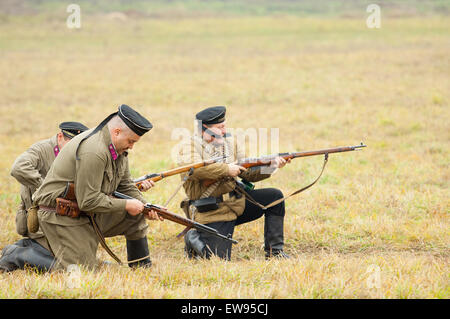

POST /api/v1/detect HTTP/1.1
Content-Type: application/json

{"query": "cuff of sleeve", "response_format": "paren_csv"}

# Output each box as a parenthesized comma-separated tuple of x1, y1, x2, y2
(111, 198, 127, 213)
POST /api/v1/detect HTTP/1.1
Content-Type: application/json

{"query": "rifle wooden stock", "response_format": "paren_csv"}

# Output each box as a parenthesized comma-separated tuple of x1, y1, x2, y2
(134, 156, 225, 191)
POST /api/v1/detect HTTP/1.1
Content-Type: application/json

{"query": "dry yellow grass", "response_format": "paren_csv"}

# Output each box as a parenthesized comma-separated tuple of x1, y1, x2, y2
(0, 4, 448, 298)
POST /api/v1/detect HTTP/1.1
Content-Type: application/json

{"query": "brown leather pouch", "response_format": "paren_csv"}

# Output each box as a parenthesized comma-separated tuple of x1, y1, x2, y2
(56, 198, 81, 218)
(62, 182, 76, 200)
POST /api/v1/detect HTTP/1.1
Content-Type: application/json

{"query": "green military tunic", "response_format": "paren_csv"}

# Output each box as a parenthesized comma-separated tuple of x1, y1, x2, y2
(177, 134, 272, 225)
(33, 125, 148, 269)
(10, 135, 61, 239)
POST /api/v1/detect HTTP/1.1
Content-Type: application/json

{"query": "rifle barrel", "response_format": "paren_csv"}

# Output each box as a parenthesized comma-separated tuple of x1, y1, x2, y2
(291, 143, 367, 158)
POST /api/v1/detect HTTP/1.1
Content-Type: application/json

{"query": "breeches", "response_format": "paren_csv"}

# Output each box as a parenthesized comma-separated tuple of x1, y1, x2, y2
(197, 187, 285, 260)
(38, 209, 148, 269)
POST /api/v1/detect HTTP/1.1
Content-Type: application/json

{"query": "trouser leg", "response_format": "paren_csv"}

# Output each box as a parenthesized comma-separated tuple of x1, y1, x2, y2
(38, 209, 149, 269)
(99, 211, 151, 268)
(38, 214, 98, 270)
(201, 221, 235, 260)
(185, 188, 286, 260)
(236, 188, 287, 256)
(185, 221, 235, 261)
(0, 238, 55, 272)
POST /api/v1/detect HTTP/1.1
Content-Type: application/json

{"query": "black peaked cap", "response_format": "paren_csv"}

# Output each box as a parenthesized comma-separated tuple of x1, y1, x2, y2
(59, 121, 89, 139)
(75, 104, 152, 160)
(118, 104, 153, 136)
(195, 106, 226, 125)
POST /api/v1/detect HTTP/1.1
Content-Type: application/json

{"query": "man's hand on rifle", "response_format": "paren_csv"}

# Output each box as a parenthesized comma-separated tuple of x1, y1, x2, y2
(271, 156, 291, 169)
(138, 179, 155, 192)
(228, 163, 247, 177)
(125, 199, 163, 221)
(125, 199, 145, 216)
(144, 207, 164, 221)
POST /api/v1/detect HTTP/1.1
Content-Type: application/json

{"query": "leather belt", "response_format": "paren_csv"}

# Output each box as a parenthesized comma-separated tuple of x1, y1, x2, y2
(38, 205, 57, 212)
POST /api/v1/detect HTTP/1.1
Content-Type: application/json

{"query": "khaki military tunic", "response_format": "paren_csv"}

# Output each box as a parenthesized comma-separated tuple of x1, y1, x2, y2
(33, 125, 148, 269)
(177, 134, 272, 225)
(10, 135, 60, 239)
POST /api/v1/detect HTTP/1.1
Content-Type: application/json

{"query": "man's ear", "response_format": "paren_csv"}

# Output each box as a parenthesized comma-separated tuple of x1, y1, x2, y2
(113, 127, 121, 137)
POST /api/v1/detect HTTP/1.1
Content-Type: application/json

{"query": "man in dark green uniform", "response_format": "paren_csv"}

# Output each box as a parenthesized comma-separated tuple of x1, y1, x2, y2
(32, 105, 161, 270)
(0, 122, 89, 272)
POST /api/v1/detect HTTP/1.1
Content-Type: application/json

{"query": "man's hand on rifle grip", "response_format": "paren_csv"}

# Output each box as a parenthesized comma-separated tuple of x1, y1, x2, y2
(144, 207, 165, 221)
(125, 199, 145, 216)
(271, 156, 291, 169)
(228, 163, 247, 177)
(138, 179, 155, 192)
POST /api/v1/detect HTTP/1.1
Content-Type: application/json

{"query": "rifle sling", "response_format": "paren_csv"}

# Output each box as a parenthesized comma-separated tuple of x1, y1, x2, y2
(87, 213, 123, 265)
(88, 213, 151, 266)
(236, 154, 329, 210)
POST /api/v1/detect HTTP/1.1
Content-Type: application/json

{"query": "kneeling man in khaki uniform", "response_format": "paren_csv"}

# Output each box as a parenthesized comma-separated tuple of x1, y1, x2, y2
(32, 104, 160, 270)
(0, 122, 88, 273)
(178, 106, 290, 260)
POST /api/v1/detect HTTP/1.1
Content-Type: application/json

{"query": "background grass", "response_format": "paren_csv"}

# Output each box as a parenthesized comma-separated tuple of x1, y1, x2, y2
(0, 0, 448, 298)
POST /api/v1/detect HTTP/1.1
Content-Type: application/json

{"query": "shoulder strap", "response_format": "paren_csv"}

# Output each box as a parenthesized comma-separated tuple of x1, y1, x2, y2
(76, 113, 116, 160)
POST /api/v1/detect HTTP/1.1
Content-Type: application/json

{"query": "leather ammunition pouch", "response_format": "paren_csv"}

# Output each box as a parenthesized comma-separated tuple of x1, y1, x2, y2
(26, 205, 40, 233)
(189, 190, 242, 213)
(191, 197, 220, 213)
(62, 182, 76, 201)
(56, 198, 82, 218)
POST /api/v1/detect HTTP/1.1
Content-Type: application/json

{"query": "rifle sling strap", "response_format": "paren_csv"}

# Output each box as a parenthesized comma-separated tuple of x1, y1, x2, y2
(237, 154, 329, 210)
(164, 167, 194, 207)
(88, 213, 151, 266)
(88, 213, 123, 265)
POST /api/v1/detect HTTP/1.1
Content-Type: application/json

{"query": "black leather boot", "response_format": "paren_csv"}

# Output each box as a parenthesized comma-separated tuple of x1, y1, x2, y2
(265, 249, 290, 260)
(126, 237, 152, 268)
(264, 215, 290, 259)
(184, 229, 206, 259)
(0, 240, 55, 272)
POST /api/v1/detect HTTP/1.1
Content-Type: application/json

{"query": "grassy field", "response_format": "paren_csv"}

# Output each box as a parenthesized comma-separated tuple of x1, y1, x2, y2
(0, 1, 448, 298)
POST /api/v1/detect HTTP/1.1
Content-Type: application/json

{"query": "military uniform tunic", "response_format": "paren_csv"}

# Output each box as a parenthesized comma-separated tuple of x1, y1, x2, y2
(33, 125, 148, 269)
(177, 134, 272, 225)
(10, 135, 60, 239)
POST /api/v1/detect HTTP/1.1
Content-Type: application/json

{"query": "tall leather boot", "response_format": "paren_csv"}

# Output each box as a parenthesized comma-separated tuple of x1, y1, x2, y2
(126, 237, 152, 268)
(184, 229, 206, 259)
(264, 214, 290, 259)
(0, 242, 55, 272)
